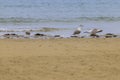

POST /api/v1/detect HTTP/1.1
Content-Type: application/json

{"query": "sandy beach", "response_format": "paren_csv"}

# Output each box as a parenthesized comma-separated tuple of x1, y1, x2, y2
(0, 38, 120, 80)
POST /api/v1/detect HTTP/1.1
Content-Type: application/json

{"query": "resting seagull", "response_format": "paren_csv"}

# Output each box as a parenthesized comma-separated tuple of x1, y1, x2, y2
(85, 28, 103, 38)
(73, 25, 83, 35)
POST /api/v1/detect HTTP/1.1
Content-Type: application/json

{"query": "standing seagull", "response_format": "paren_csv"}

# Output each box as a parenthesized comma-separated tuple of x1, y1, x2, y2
(73, 25, 83, 35)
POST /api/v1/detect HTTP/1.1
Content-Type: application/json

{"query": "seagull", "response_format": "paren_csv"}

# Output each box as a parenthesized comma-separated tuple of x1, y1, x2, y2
(25, 31, 31, 35)
(73, 25, 83, 35)
(91, 28, 103, 34)
(84, 28, 103, 37)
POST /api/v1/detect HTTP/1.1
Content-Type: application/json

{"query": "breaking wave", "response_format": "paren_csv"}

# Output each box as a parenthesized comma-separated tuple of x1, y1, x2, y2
(0, 17, 120, 24)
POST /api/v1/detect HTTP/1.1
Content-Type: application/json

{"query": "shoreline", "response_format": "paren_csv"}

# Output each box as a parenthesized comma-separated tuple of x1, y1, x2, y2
(0, 32, 120, 39)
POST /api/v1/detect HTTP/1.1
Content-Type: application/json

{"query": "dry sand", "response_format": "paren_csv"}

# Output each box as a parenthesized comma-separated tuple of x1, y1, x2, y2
(0, 38, 120, 80)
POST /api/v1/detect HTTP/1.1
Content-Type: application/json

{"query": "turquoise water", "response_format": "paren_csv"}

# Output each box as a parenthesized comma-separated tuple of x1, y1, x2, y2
(0, 0, 120, 36)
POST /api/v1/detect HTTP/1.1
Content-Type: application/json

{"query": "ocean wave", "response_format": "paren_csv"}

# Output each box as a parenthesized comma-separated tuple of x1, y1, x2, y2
(0, 17, 120, 24)
(0, 27, 67, 32)
(75, 17, 120, 21)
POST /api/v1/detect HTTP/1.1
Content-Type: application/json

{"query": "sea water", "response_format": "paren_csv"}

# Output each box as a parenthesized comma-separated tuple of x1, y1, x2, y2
(0, 0, 120, 37)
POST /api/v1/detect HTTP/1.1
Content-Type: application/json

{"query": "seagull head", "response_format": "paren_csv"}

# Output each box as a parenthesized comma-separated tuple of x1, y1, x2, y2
(77, 27, 80, 30)
(77, 25, 84, 31)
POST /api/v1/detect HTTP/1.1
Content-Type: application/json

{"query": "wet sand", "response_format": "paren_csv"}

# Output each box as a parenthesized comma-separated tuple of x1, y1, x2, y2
(0, 38, 120, 80)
